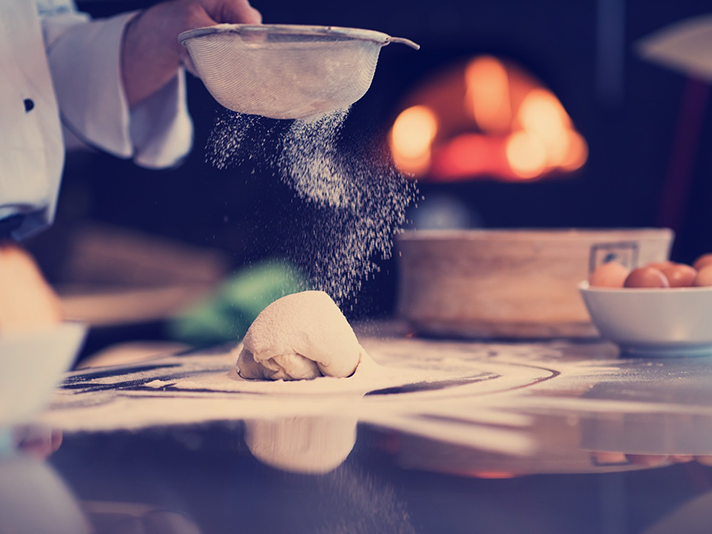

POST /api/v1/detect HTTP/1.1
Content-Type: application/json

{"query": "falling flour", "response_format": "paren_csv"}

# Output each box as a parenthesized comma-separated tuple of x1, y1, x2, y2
(206, 109, 417, 304)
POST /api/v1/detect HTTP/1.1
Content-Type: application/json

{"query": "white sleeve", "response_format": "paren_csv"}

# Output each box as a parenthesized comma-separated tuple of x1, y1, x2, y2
(40, 5, 193, 169)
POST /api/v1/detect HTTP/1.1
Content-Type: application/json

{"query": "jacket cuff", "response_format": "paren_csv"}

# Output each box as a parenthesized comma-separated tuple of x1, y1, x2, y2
(46, 11, 192, 167)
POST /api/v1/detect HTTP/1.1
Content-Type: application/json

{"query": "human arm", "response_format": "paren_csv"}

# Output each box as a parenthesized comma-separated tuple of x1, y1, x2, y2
(39, 0, 260, 169)
(39, 1, 191, 168)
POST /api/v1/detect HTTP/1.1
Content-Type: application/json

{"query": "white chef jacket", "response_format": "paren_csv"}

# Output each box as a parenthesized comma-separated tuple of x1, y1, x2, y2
(0, 0, 193, 240)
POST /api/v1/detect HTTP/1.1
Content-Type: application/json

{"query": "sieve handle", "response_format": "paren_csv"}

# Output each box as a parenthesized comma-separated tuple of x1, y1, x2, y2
(386, 36, 420, 50)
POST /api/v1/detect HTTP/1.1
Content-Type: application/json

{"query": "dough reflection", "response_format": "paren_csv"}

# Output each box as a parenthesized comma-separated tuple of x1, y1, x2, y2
(245, 416, 358, 474)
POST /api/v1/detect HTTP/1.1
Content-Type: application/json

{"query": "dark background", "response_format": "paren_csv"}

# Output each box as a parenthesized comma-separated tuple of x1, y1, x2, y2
(40, 0, 712, 318)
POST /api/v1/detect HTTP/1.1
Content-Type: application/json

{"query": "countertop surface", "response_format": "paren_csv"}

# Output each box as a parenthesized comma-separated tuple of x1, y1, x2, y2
(7, 326, 712, 534)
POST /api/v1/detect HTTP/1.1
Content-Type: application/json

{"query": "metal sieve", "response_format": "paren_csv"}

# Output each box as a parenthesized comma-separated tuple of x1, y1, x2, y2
(178, 24, 420, 120)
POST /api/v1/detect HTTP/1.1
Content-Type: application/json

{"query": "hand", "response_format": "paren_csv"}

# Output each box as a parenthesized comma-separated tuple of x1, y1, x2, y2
(122, 0, 262, 107)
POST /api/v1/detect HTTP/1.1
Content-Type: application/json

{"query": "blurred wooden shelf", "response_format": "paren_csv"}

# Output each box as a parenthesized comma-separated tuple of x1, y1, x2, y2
(59, 284, 213, 328)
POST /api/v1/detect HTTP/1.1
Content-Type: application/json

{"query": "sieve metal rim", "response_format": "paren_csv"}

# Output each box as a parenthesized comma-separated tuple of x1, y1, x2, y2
(178, 24, 420, 50)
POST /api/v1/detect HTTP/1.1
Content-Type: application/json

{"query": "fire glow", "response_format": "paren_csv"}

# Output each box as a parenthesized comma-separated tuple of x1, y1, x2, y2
(390, 56, 588, 181)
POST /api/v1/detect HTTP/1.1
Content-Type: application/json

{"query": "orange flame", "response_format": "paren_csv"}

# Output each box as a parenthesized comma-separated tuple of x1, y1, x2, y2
(506, 131, 547, 179)
(390, 105, 438, 176)
(466, 56, 512, 134)
(390, 56, 588, 181)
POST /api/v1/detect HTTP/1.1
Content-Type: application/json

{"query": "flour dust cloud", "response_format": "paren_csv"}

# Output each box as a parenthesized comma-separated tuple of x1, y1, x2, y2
(207, 108, 418, 305)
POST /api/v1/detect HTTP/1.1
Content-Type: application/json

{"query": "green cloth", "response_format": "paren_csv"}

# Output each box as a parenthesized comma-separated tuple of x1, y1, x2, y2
(167, 259, 307, 347)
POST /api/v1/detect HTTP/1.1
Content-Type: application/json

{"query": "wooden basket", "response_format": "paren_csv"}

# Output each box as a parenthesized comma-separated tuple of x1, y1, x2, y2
(396, 229, 674, 339)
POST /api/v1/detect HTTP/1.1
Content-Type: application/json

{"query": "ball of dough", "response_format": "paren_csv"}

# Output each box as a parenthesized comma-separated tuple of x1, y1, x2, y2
(237, 291, 362, 380)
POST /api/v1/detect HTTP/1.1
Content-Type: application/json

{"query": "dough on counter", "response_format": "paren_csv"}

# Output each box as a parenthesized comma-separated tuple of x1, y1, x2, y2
(236, 291, 362, 380)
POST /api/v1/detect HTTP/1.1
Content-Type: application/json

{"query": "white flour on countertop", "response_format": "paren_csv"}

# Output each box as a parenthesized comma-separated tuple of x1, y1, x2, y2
(145, 351, 493, 397)
(41, 338, 605, 422)
(39, 338, 665, 459)
(41, 337, 712, 464)
(41, 344, 542, 456)
(55, 348, 501, 398)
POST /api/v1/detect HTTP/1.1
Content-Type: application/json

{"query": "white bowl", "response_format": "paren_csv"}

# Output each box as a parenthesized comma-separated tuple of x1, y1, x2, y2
(579, 282, 712, 356)
(0, 323, 86, 427)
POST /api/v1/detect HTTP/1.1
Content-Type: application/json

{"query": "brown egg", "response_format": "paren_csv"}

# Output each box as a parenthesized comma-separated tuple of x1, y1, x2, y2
(661, 264, 697, 287)
(693, 253, 712, 272)
(645, 261, 675, 270)
(623, 267, 670, 288)
(693, 265, 712, 287)
(589, 262, 629, 288)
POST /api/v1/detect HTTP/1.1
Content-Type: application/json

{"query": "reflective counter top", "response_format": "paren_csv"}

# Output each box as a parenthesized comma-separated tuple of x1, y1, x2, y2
(5, 328, 712, 534)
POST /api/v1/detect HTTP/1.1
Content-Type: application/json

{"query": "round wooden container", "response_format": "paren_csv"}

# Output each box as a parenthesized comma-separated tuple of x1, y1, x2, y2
(396, 229, 674, 338)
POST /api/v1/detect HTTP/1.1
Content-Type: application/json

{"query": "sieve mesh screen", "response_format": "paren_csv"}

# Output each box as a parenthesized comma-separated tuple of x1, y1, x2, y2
(179, 24, 419, 120)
